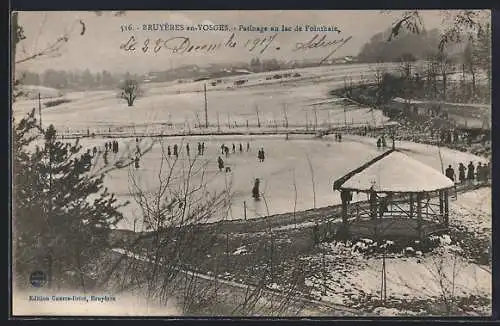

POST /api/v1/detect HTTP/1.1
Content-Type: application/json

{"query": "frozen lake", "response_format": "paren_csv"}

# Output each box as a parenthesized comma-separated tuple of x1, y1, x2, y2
(76, 134, 487, 231)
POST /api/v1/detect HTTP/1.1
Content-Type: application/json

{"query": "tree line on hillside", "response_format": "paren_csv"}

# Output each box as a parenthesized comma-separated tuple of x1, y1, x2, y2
(18, 69, 140, 91)
(358, 28, 442, 62)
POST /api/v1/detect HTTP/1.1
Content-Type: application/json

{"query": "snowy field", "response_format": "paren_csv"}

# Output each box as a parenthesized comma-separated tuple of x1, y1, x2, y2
(13, 63, 399, 132)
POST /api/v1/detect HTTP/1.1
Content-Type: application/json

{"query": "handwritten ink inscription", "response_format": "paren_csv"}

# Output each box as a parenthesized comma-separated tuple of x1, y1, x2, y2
(119, 33, 352, 63)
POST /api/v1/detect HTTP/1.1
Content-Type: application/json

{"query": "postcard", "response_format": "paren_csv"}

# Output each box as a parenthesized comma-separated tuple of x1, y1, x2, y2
(11, 10, 492, 317)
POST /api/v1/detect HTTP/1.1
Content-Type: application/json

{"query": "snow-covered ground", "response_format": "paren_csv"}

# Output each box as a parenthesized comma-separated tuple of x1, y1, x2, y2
(302, 186, 491, 316)
(13, 63, 399, 132)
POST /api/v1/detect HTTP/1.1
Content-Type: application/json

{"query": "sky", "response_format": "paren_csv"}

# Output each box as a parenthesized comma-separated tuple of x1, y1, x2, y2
(14, 10, 486, 74)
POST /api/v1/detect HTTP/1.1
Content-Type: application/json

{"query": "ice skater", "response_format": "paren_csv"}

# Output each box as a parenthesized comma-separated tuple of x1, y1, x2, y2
(258, 148, 265, 162)
(198, 142, 202, 156)
(224, 146, 229, 158)
(239, 143, 243, 153)
(247, 142, 250, 152)
(201, 142, 205, 155)
(174, 144, 178, 157)
(232, 143, 236, 153)
(186, 143, 190, 156)
(252, 178, 260, 200)
(167, 145, 171, 157)
(218, 156, 224, 172)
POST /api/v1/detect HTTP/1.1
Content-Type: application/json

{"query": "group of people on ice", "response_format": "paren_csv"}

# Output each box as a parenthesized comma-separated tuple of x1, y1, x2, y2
(220, 142, 250, 158)
(165, 142, 206, 158)
(445, 161, 491, 184)
(217, 142, 266, 172)
(105, 141, 120, 154)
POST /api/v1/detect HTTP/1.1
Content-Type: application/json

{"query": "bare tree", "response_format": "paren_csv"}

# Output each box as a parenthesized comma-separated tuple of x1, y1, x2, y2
(119, 79, 143, 107)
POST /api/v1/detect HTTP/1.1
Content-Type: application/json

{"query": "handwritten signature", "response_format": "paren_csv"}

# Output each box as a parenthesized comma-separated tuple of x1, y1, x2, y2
(120, 33, 352, 64)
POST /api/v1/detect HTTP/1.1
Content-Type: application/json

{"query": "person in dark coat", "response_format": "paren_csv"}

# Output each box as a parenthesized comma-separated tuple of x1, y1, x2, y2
(377, 138, 382, 148)
(247, 142, 250, 152)
(445, 165, 455, 182)
(476, 162, 483, 182)
(232, 143, 236, 153)
(201, 142, 205, 155)
(186, 144, 190, 156)
(338, 133, 342, 142)
(173, 144, 178, 157)
(239, 143, 243, 153)
(221, 144, 225, 154)
(224, 146, 229, 158)
(217, 156, 224, 172)
(103, 149, 109, 165)
(382, 136, 386, 148)
(93, 146, 98, 156)
(82, 149, 92, 166)
(134, 155, 140, 169)
(167, 145, 171, 157)
(252, 178, 260, 200)
(458, 163, 466, 183)
(260, 148, 265, 162)
(467, 161, 475, 182)
(198, 143, 202, 155)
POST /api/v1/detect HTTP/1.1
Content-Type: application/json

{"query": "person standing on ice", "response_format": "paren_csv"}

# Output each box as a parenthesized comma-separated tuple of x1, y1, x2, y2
(232, 143, 236, 153)
(93, 146, 97, 156)
(239, 143, 243, 153)
(458, 163, 466, 183)
(202, 142, 205, 155)
(247, 142, 250, 152)
(377, 138, 382, 148)
(224, 146, 229, 158)
(198, 142, 202, 156)
(252, 178, 260, 200)
(174, 144, 178, 157)
(445, 165, 455, 182)
(186, 143, 190, 156)
(382, 136, 386, 148)
(134, 155, 140, 169)
(103, 149, 109, 165)
(221, 144, 225, 154)
(218, 156, 224, 172)
(258, 148, 265, 162)
(467, 161, 475, 183)
(167, 145, 171, 157)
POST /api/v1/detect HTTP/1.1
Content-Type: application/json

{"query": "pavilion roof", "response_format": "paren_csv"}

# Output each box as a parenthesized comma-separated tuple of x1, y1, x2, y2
(333, 149, 454, 193)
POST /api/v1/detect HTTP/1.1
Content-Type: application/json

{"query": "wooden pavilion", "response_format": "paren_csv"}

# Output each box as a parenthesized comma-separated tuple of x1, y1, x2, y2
(333, 148, 455, 239)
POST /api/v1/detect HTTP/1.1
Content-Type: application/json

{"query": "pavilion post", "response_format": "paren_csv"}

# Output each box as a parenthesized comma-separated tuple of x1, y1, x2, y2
(341, 190, 348, 226)
(444, 190, 449, 228)
(409, 193, 414, 219)
(416, 192, 422, 239)
(439, 190, 444, 218)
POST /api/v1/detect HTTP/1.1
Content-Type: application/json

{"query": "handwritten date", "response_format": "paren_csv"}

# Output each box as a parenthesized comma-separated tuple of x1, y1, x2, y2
(120, 33, 278, 55)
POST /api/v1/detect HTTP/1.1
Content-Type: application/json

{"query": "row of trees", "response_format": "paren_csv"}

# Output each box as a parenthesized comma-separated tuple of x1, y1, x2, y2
(18, 69, 139, 91)
(358, 28, 441, 63)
